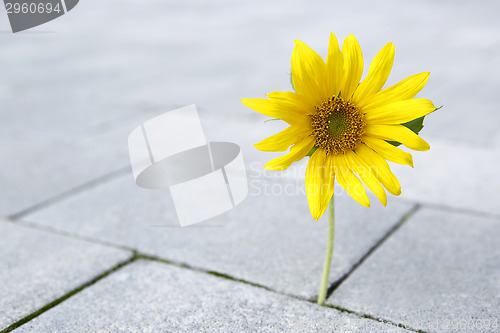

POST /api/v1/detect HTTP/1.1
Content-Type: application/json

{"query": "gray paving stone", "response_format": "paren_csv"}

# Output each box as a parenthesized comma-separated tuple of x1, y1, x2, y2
(0, 134, 124, 216)
(0, 109, 166, 216)
(14, 260, 409, 333)
(1, 0, 499, 219)
(0, 219, 132, 330)
(0, 0, 497, 330)
(22, 163, 414, 299)
(1, 0, 499, 147)
(327, 208, 500, 333)
(392, 140, 500, 216)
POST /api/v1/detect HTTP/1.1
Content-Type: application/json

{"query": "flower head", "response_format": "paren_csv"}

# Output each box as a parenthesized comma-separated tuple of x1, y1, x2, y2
(242, 33, 435, 220)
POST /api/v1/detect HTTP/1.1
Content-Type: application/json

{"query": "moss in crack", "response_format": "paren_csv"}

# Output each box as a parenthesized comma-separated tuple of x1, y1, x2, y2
(136, 253, 274, 293)
(322, 303, 428, 333)
(1, 254, 138, 333)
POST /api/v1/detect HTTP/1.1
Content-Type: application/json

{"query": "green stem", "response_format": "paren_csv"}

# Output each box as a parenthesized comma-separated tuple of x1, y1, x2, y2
(317, 194, 335, 305)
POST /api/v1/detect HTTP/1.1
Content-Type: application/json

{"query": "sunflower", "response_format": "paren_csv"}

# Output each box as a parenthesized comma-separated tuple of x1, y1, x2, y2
(242, 33, 435, 220)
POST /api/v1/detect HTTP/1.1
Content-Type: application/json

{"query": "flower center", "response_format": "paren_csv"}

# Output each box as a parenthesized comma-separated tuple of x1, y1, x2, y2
(310, 96, 365, 155)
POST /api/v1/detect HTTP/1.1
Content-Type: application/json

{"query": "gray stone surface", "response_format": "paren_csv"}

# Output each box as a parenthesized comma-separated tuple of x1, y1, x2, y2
(0, 108, 167, 216)
(1, 0, 497, 219)
(0, 219, 132, 329)
(0, 135, 121, 216)
(0, 0, 499, 331)
(328, 208, 500, 333)
(2, 0, 499, 147)
(14, 260, 408, 333)
(22, 170, 414, 300)
(392, 140, 500, 216)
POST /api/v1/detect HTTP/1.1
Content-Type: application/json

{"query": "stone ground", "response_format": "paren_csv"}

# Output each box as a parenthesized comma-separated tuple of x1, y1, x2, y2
(1, 0, 499, 332)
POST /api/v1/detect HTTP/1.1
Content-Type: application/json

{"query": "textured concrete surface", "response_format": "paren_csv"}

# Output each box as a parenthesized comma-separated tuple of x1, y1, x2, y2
(21, 172, 414, 299)
(14, 260, 409, 333)
(1, 0, 499, 331)
(392, 141, 500, 216)
(0, 133, 124, 215)
(0, 219, 132, 329)
(328, 208, 500, 333)
(0, 106, 168, 216)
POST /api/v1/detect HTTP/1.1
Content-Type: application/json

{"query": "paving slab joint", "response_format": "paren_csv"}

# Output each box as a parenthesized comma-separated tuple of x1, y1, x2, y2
(7, 218, 137, 253)
(136, 253, 426, 331)
(417, 201, 500, 221)
(8, 165, 131, 221)
(324, 204, 421, 301)
(136, 253, 281, 295)
(323, 304, 428, 333)
(0, 253, 138, 333)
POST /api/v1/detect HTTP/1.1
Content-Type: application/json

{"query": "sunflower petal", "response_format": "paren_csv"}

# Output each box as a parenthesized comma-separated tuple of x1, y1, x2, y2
(321, 154, 336, 214)
(362, 136, 414, 167)
(353, 43, 395, 105)
(340, 34, 363, 99)
(354, 143, 401, 195)
(326, 32, 344, 98)
(364, 98, 435, 125)
(364, 124, 430, 151)
(291, 40, 327, 105)
(241, 98, 277, 118)
(264, 136, 315, 171)
(267, 91, 314, 115)
(305, 149, 335, 220)
(255, 126, 310, 152)
(360, 72, 430, 110)
(344, 151, 387, 206)
(241, 98, 311, 126)
(333, 154, 370, 207)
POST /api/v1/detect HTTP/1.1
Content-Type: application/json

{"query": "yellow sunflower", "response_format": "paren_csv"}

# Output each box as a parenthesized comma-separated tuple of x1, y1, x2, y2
(242, 33, 435, 220)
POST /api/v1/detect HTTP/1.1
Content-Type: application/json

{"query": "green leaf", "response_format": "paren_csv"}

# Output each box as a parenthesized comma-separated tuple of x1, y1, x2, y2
(404, 116, 425, 134)
(387, 116, 424, 147)
(387, 106, 442, 147)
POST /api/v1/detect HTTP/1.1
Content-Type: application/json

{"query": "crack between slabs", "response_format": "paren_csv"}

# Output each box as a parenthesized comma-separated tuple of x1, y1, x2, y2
(323, 304, 429, 333)
(398, 197, 500, 221)
(8, 165, 131, 221)
(324, 204, 421, 300)
(420, 202, 500, 221)
(135, 253, 278, 295)
(298, 204, 423, 332)
(137, 254, 422, 332)
(0, 248, 423, 333)
(4, 218, 136, 253)
(3, 203, 432, 332)
(0, 254, 139, 333)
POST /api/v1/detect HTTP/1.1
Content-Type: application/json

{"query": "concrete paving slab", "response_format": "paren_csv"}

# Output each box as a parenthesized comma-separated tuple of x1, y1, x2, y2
(1, 0, 499, 147)
(0, 0, 498, 331)
(0, 106, 170, 216)
(0, 0, 498, 221)
(0, 219, 132, 330)
(14, 260, 409, 333)
(328, 208, 500, 333)
(22, 167, 414, 300)
(0, 131, 127, 216)
(392, 140, 500, 216)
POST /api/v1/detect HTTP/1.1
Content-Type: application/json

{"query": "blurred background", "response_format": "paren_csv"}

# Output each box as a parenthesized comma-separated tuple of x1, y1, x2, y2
(1, 1, 499, 331)
(1, 0, 499, 215)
